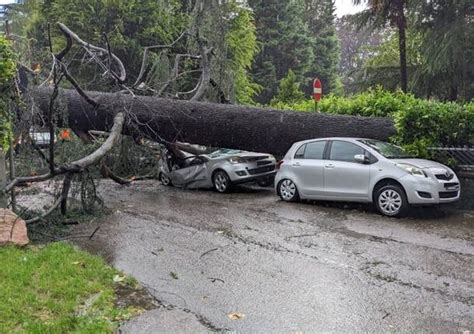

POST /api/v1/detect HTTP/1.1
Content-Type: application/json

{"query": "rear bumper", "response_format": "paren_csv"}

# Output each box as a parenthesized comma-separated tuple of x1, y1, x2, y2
(399, 174, 461, 205)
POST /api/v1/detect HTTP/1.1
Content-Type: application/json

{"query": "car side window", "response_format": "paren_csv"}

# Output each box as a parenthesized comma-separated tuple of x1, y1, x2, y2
(329, 141, 365, 162)
(294, 144, 306, 159)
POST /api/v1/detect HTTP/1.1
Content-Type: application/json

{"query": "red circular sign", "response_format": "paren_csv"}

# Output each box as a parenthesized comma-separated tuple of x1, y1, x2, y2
(313, 79, 322, 102)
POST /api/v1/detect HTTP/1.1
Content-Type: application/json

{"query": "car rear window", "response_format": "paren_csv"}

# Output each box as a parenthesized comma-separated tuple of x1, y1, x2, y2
(294, 141, 326, 159)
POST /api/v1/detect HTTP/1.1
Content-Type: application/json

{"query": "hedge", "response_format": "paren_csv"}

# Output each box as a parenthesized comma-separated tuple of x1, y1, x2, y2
(271, 87, 474, 157)
(0, 36, 16, 150)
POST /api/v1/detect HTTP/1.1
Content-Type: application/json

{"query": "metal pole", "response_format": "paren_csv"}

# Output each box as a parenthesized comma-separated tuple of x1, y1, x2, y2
(0, 148, 7, 208)
(9, 137, 15, 211)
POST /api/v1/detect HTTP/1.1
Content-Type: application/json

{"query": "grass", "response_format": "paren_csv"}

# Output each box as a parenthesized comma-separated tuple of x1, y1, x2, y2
(0, 242, 144, 333)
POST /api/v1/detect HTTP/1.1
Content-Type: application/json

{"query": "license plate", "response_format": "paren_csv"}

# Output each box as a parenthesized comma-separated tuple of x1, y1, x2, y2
(445, 185, 459, 190)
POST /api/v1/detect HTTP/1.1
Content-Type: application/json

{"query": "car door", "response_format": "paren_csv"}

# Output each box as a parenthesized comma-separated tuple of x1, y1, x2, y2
(323, 140, 371, 200)
(292, 140, 327, 197)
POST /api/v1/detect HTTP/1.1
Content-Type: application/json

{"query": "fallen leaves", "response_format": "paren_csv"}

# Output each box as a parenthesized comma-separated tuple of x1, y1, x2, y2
(113, 274, 126, 282)
(227, 312, 245, 320)
(170, 272, 179, 280)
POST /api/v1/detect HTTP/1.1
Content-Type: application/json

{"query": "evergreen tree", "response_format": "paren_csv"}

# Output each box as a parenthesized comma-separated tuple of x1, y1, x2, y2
(248, 0, 314, 104)
(304, 0, 341, 95)
(414, 0, 473, 101)
(270, 69, 305, 105)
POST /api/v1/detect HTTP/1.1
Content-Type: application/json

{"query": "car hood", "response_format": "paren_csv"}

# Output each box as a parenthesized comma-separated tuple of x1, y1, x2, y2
(390, 158, 449, 169)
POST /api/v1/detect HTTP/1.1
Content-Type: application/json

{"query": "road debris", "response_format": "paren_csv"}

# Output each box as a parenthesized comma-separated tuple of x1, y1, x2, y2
(227, 312, 245, 320)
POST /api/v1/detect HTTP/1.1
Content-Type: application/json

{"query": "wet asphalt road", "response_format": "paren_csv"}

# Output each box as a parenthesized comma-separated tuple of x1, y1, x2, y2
(74, 180, 474, 333)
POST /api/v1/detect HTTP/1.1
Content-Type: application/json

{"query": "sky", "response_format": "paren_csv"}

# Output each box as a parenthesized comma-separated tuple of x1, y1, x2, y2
(334, 0, 366, 17)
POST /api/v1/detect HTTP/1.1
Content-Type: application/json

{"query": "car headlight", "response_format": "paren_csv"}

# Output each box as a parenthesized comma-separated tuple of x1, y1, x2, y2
(396, 163, 427, 177)
(228, 156, 244, 164)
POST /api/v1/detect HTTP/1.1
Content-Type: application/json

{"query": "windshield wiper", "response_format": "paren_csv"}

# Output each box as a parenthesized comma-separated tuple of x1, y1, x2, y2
(385, 155, 415, 159)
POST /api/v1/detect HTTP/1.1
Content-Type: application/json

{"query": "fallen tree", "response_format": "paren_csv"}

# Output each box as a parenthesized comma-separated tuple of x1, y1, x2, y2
(33, 88, 396, 156)
(6, 20, 397, 223)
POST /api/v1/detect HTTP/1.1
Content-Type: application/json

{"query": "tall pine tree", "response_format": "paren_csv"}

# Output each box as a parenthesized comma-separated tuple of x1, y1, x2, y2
(304, 0, 341, 95)
(248, 0, 314, 104)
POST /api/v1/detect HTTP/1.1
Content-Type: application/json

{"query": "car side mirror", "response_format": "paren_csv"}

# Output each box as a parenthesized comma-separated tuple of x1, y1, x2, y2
(354, 154, 368, 164)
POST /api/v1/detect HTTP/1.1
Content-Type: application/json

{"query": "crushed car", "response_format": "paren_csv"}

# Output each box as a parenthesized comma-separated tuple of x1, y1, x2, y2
(158, 143, 276, 192)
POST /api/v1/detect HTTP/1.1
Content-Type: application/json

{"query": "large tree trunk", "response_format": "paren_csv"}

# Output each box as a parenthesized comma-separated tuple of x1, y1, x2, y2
(33, 88, 396, 156)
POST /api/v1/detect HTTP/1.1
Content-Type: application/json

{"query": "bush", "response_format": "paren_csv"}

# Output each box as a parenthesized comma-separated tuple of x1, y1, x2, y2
(0, 36, 16, 150)
(270, 87, 474, 156)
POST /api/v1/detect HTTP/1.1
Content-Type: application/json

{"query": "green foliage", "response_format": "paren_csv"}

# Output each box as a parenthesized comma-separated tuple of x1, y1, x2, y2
(304, 0, 341, 95)
(15, 0, 188, 88)
(226, 6, 262, 104)
(248, 0, 315, 103)
(270, 87, 474, 156)
(357, 29, 424, 92)
(0, 37, 16, 83)
(413, 0, 473, 101)
(0, 242, 142, 333)
(0, 36, 15, 150)
(0, 99, 12, 150)
(270, 70, 305, 105)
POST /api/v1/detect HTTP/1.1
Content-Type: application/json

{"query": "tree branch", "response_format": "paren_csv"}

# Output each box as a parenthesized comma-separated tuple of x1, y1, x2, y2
(57, 22, 127, 83)
(190, 36, 213, 101)
(4, 112, 125, 191)
(133, 31, 187, 87)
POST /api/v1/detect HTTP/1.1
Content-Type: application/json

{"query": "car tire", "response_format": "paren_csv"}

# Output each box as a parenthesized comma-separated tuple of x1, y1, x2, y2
(213, 170, 232, 193)
(375, 184, 408, 217)
(159, 173, 172, 186)
(278, 179, 299, 202)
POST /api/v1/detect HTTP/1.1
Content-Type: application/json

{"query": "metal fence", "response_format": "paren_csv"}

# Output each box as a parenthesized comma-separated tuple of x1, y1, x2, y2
(429, 146, 474, 176)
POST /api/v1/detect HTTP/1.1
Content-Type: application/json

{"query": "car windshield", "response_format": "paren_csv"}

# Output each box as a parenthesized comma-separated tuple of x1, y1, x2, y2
(358, 139, 414, 159)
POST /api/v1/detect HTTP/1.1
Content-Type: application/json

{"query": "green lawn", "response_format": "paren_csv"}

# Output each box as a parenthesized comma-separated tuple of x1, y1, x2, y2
(0, 242, 144, 333)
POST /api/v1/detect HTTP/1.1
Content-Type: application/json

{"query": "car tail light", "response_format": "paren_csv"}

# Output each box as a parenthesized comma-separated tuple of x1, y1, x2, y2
(276, 160, 284, 170)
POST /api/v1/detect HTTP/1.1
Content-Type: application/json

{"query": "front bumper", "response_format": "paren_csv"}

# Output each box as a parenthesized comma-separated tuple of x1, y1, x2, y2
(399, 174, 461, 205)
(225, 161, 276, 184)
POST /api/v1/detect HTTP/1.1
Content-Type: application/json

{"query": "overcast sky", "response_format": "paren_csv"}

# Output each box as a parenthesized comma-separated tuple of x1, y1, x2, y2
(334, 0, 366, 17)
(0, 0, 366, 17)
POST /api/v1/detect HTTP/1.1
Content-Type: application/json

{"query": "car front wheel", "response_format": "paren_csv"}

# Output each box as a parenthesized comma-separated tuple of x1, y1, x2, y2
(159, 173, 172, 186)
(213, 170, 232, 193)
(278, 179, 299, 202)
(375, 185, 408, 217)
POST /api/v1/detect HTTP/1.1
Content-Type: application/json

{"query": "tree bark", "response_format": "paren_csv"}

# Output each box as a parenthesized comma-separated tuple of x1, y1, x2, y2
(396, 1, 408, 93)
(33, 88, 396, 157)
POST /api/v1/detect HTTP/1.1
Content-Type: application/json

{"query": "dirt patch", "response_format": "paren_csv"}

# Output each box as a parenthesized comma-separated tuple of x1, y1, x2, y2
(114, 283, 158, 311)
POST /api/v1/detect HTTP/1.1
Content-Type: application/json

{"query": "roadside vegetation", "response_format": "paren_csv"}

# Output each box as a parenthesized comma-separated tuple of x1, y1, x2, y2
(271, 87, 474, 156)
(0, 242, 146, 333)
(0, 0, 471, 331)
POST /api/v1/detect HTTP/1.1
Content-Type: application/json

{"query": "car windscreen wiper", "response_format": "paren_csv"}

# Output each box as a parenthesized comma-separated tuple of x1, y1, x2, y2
(386, 155, 415, 159)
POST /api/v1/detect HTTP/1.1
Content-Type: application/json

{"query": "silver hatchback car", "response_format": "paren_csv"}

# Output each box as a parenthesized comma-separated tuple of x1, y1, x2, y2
(275, 138, 461, 216)
(159, 147, 276, 193)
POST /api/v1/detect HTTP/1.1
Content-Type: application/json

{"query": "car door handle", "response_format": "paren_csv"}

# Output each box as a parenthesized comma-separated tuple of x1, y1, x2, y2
(292, 162, 301, 167)
(325, 164, 335, 169)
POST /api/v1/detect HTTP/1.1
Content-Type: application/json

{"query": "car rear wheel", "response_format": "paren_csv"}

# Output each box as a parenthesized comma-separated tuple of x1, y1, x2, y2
(375, 185, 407, 217)
(213, 170, 232, 193)
(159, 173, 172, 186)
(278, 179, 299, 202)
